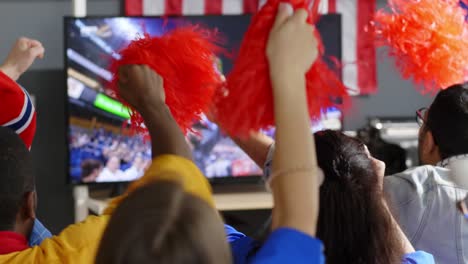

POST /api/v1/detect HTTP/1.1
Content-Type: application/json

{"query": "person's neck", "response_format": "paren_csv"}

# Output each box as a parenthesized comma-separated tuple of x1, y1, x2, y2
(12, 219, 34, 239)
(421, 152, 442, 166)
(0, 226, 27, 239)
(13, 225, 31, 239)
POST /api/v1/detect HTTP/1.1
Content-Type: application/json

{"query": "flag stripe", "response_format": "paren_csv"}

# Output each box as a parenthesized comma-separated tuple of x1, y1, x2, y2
(243, 0, 259, 13)
(258, 0, 267, 8)
(222, 0, 243, 14)
(126, 0, 143, 15)
(165, 0, 183, 15)
(129, 0, 377, 95)
(143, 0, 165, 15)
(205, 0, 223, 14)
(328, 0, 337, 12)
(183, 0, 205, 15)
(356, 0, 376, 94)
(337, 0, 359, 95)
(318, 0, 328, 14)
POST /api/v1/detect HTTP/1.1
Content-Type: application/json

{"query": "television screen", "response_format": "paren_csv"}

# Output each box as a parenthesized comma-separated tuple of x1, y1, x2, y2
(65, 15, 342, 184)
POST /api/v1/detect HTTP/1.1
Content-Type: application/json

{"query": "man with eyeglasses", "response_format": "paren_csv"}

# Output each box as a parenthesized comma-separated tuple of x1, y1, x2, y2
(384, 82, 468, 264)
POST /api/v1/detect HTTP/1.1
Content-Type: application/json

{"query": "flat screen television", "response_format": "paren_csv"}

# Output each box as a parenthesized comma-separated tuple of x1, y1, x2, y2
(65, 15, 342, 184)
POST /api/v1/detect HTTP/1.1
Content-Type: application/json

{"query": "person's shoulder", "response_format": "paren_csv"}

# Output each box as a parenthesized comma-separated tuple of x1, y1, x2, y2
(385, 165, 439, 187)
(250, 228, 324, 264)
(0, 215, 109, 263)
(224, 224, 246, 243)
(384, 165, 439, 207)
(50, 215, 109, 243)
(224, 225, 258, 264)
(402, 251, 435, 264)
(39, 215, 109, 256)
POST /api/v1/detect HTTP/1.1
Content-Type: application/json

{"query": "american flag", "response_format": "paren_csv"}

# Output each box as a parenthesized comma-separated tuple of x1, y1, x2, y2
(125, 0, 377, 95)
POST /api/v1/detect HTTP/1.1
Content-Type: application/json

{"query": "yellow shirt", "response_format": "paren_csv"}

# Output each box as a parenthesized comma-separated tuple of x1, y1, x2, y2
(0, 155, 213, 263)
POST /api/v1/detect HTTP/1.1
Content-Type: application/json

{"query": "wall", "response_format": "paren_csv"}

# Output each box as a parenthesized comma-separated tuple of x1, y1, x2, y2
(0, 0, 121, 69)
(344, 47, 435, 130)
(0, 0, 437, 233)
(344, 0, 435, 130)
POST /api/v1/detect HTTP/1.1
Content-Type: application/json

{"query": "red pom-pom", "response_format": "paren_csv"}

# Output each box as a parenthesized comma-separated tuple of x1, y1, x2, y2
(110, 26, 224, 134)
(214, 0, 348, 137)
(373, 0, 468, 93)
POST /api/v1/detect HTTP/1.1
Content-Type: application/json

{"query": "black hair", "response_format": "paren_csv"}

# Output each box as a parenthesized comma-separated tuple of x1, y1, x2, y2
(314, 130, 404, 264)
(0, 127, 34, 230)
(426, 83, 468, 159)
(358, 126, 407, 175)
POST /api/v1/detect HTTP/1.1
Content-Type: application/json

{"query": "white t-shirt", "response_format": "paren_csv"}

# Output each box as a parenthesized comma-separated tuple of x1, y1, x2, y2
(384, 156, 468, 264)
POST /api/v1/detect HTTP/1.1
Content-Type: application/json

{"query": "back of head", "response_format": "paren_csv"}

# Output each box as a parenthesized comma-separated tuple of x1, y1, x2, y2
(426, 83, 468, 159)
(314, 130, 403, 264)
(0, 127, 34, 230)
(96, 181, 231, 264)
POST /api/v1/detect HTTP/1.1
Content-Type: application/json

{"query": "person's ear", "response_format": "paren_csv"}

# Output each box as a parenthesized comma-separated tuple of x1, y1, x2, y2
(423, 129, 441, 163)
(20, 191, 36, 221)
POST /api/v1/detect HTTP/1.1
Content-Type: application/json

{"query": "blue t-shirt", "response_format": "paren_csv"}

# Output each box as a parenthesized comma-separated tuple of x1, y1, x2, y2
(225, 225, 434, 264)
(225, 225, 324, 264)
(403, 251, 435, 264)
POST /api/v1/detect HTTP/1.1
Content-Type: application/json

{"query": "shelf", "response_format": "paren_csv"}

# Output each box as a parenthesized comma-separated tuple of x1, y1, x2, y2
(87, 191, 273, 215)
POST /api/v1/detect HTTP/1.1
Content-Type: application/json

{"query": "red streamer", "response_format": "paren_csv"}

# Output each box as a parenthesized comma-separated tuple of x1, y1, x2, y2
(373, 0, 468, 93)
(109, 26, 224, 135)
(214, 0, 348, 138)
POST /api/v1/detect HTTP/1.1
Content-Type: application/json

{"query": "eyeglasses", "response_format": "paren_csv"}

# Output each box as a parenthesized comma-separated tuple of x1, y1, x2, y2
(416, 107, 428, 127)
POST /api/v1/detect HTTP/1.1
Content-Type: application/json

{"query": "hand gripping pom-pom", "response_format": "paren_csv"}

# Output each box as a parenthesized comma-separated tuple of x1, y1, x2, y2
(213, 0, 349, 138)
(373, 0, 468, 93)
(109, 26, 224, 135)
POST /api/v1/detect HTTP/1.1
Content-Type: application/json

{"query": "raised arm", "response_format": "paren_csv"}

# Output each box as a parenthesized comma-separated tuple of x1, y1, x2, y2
(99, 65, 211, 216)
(117, 65, 192, 160)
(266, 5, 321, 237)
(231, 132, 274, 169)
(0, 37, 44, 81)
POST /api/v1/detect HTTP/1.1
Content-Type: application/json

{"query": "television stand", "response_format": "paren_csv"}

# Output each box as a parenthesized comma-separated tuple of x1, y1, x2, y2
(74, 184, 273, 221)
(212, 182, 267, 194)
(109, 183, 126, 197)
